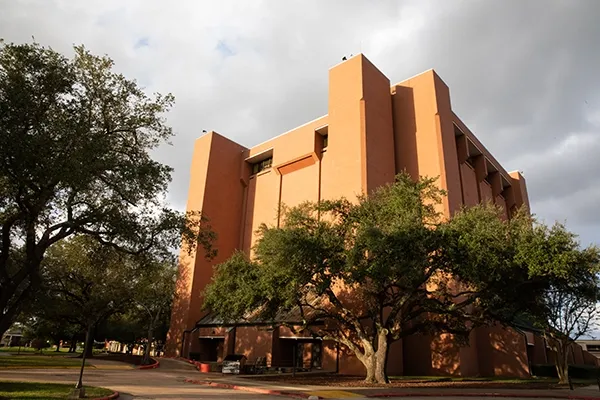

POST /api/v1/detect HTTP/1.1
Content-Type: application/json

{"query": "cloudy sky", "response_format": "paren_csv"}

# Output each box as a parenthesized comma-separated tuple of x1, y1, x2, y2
(1, 0, 599, 245)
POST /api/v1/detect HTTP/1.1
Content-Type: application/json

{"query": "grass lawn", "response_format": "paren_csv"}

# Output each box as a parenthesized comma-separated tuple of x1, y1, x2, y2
(0, 381, 112, 399)
(0, 355, 87, 368)
(0, 347, 78, 356)
(0, 347, 104, 356)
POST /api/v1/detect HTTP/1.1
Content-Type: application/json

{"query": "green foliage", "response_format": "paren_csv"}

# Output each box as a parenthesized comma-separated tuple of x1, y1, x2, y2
(29, 339, 51, 352)
(204, 251, 262, 322)
(519, 222, 599, 383)
(0, 40, 215, 336)
(130, 256, 177, 363)
(517, 221, 600, 336)
(133, 256, 178, 330)
(97, 314, 144, 344)
(27, 237, 170, 339)
(22, 236, 181, 361)
(204, 172, 599, 383)
(531, 364, 600, 380)
(36, 236, 141, 331)
(447, 206, 600, 383)
(442, 205, 546, 324)
(205, 173, 532, 382)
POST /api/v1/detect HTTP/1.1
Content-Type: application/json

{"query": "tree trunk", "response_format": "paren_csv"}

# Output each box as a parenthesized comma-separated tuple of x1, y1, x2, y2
(0, 288, 28, 338)
(361, 330, 389, 384)
(555, 341, 569, 385)
(364, 354, 376, 383)
(0, 249, 41, 338)
(374, 331, 388, 384)
(83, 327, 95, 358)
(143, 325, 153, 365)
(55, 339, 61, 352)
(69, 334, 77, 353)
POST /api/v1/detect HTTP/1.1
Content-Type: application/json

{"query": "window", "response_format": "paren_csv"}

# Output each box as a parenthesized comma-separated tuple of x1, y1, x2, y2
(315, 125, 329, 152)
(251, 157, 272, 175)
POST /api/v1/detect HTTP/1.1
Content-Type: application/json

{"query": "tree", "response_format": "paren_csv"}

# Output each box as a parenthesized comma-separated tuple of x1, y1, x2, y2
(39, 236, 146, 390)
(205, 174, 531, 383)
(442, 204, 547, 326)
(518, 223, 600, 384)
(132, 256, 177, 364)
(39, 237, 142, 358)
(97, 313, 145, 349)
(0, 40, 214, 337)
(21, 307, 80, 352)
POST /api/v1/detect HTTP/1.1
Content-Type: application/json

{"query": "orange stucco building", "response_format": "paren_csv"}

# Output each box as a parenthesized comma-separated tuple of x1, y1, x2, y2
(166, 54, 595, 377)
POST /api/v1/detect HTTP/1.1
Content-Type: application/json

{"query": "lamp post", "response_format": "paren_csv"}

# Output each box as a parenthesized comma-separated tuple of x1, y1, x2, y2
(70, 328, 91, 399)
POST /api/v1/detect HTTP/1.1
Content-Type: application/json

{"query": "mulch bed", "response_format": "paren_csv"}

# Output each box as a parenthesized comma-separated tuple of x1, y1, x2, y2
(247, 374, 579, 390)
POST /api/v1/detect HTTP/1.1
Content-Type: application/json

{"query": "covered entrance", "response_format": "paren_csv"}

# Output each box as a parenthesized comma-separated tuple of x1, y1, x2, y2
(278, 337, 322, 370)
(195, 336, 224, 362)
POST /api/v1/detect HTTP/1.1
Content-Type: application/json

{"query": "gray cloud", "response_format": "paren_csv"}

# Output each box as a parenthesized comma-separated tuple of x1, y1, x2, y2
(1, 0, 598, 245)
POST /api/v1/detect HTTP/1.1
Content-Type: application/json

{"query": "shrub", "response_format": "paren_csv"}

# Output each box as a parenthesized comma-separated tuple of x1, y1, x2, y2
(532, 364, 600, 379)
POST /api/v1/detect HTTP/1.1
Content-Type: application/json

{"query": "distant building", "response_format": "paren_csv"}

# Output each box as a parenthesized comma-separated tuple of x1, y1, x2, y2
(166, 54, 594, 377)
(1, 327, 24, 347)
(576, 340, 600, 359)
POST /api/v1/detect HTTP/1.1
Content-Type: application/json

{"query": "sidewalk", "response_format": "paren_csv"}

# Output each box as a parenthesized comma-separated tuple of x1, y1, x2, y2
(184, 375, 600, 399)
(87, 358, 135, 370)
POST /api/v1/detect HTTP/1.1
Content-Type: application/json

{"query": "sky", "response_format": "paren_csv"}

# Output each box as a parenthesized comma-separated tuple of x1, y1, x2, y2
(1, 0, 599, 246)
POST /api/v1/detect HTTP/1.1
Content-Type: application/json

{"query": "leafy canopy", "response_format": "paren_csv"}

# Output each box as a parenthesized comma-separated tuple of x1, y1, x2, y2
(0, 40, 214, 335)
(204, 174, 540, 383)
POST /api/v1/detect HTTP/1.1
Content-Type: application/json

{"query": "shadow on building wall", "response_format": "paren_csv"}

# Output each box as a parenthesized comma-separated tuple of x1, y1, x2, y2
(165, 261, 192, 357)
(391, 85, 419, 179)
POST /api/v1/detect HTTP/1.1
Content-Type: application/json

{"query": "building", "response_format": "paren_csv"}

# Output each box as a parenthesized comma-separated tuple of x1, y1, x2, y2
(1, 326, 23, 347)
(576, 340, 600, 360)
(166, 54, 594, 376)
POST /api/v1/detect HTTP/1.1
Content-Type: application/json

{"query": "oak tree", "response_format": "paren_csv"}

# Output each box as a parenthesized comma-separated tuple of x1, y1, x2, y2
(520, 223, 600, 384)
(0, 41, 214, 336)
(205, 174, 530, 383)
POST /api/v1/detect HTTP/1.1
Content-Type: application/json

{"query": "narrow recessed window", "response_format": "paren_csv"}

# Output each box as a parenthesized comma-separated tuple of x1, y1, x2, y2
(251, 157, 272, 175)
(315, 125, 329, 152)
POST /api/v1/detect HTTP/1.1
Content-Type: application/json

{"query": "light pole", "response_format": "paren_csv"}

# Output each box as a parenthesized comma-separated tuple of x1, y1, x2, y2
(75, 332, 89, 389)
(69, 328, 91, 399)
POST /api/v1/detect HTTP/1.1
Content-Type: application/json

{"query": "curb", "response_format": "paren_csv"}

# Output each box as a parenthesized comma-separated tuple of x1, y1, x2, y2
(185, 379, 316, 399)
(91, 391, 119, 400)
(366, 394, 600, 399)
(138, 358, 160, 370)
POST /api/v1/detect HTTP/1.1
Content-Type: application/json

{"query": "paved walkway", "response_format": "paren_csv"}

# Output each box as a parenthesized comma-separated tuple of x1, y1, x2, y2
(0, 358, 280, 399)
(2, 358, 600, 399)
(87, 358, 136, 370)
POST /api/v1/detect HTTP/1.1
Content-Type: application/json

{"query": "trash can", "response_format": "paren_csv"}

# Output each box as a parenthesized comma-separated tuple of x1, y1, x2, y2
(222, 354, 247, 374)
(199, 362, 211, 373)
